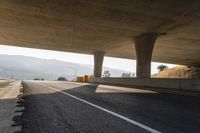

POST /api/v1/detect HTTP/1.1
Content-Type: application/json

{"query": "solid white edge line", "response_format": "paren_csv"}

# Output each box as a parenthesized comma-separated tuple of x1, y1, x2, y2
(40, 83, 161, 133)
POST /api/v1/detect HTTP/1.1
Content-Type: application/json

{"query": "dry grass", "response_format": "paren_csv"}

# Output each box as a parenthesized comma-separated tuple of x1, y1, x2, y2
(152, 66, 200, 79)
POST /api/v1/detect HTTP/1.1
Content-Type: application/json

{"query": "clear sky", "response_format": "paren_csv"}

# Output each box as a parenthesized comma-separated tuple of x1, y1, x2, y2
(0, 44, 177, 74)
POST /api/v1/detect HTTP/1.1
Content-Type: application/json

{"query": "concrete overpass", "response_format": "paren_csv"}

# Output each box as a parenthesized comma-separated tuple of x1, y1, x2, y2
(0, 0, 200, 77)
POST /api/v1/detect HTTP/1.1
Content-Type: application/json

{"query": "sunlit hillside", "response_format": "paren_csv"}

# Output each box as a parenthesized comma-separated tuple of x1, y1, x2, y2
(152, 66, 200, 79)
(0, 54, 130, 80)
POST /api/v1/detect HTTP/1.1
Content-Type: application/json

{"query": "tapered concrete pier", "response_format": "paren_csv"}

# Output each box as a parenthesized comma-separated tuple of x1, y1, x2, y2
(94, 51, 105, 77)
(134, 33, 158, 78)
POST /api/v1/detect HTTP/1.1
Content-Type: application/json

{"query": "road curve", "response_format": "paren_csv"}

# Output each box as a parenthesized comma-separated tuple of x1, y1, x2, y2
(21, 81, 200, 133)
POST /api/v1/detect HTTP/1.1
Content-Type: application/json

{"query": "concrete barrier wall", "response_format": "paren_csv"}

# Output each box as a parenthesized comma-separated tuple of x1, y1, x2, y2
(90, 78, 200, 92)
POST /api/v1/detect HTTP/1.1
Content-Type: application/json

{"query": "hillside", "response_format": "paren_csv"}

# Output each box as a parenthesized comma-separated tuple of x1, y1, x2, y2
(152, 66, 200, 79)
(0, 54, 131, 80)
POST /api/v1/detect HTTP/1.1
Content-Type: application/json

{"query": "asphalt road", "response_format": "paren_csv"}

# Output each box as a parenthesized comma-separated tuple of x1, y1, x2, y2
(21, 81, 200, 133)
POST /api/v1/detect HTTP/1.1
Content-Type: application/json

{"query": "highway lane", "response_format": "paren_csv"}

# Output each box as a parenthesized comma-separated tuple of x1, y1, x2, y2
(22, 81, 200, 133)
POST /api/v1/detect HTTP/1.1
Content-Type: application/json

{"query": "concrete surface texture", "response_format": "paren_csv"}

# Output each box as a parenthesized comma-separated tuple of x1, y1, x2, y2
(0, 0, 200, 66)
(134, 33, 158, 78)
(0, 80, 21, 133)
(21, 81, 200, 133)
(90, 77, 200, 92)
(94, 51, 105, 77)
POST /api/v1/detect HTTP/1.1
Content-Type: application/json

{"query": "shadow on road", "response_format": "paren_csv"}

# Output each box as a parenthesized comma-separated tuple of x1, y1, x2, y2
(21, 82, 200, 133)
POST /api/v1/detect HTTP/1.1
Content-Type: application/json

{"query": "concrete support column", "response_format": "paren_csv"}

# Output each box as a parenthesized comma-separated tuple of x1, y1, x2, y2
(134, 33, 158, 78)
(94, 51, 105, 77)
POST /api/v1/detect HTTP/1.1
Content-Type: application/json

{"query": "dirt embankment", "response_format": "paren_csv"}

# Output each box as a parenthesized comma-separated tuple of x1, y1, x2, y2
(152, 66, 200, 79)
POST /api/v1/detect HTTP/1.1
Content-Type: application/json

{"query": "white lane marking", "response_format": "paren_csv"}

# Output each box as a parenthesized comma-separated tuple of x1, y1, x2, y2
(40, 83, 161, 133)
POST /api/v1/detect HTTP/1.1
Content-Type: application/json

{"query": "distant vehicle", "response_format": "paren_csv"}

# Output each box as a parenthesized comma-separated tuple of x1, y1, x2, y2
(34, 78, 44, 80)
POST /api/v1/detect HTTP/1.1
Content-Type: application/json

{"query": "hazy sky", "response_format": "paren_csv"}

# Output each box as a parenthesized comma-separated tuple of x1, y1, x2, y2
(0, 44, 177, 74)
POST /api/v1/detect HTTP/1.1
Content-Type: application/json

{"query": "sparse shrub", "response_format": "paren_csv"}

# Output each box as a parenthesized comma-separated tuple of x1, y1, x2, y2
(57, 76, 67, 81)
(103, 70, 111, 78)
(157, 64, 168, 72)
(121, 72, 135, 78)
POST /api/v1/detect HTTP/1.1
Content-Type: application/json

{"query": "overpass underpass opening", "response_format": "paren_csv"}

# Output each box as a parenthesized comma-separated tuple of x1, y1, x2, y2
(0, 44, 179, 81)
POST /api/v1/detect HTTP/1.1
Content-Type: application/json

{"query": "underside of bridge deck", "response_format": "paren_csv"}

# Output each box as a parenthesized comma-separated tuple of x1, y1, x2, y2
(0, 0, 200, 77)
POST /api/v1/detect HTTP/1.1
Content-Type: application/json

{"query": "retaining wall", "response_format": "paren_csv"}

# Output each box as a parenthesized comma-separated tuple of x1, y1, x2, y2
(90, 78, 200, 92)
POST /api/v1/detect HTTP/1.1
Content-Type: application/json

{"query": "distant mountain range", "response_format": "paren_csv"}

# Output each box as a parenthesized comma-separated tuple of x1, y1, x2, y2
(0, 54, 132, 80)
